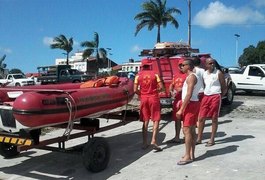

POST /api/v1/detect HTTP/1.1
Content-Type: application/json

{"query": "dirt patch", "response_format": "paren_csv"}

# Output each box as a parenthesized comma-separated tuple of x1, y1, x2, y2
(221, 91, 265, 119)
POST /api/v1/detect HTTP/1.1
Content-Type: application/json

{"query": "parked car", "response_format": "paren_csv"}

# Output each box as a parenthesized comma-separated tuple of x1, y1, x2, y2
(0, 73, 35, 87)
(37, 65, 92, 85)
(227, 66, 242, 74)
(230, 64, 265, 93)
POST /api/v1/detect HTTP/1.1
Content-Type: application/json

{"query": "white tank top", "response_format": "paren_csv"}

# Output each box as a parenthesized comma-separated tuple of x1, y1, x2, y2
(182, 73, 200, 101)
(194, 67, 205, 93)
(203, 69, 221, 95)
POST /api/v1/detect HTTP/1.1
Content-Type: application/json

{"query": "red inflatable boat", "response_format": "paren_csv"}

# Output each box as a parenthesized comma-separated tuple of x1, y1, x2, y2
(0, 77, 134, 128)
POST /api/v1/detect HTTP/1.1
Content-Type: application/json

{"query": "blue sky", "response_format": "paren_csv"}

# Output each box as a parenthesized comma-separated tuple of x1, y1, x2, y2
(1, 0, 265, 73)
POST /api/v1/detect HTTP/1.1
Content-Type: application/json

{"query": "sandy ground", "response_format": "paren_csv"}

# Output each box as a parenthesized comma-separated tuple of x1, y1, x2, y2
(0, 91, 265, 180)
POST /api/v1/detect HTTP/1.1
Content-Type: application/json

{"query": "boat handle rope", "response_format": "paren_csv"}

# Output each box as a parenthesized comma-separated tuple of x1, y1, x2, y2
(63, 92, 77, 140)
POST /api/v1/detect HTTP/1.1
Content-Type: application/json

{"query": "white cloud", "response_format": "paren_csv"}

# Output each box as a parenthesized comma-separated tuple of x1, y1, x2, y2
(0, 47, 12, 54)
(193, 1, 265, 28)
(43, 37, 54, 46)
(131, 45, 142, 53)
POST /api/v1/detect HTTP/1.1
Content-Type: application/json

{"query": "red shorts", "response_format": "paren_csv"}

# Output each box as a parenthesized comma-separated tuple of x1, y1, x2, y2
(199, 94, 221, 119)
(180, 101, 200, 127)
(140, 96, 161, 121)
(172, 93, 181, 121)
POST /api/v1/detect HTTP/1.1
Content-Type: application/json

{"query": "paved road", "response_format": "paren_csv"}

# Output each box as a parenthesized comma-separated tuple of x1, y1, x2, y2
(0, 92, 265, 180)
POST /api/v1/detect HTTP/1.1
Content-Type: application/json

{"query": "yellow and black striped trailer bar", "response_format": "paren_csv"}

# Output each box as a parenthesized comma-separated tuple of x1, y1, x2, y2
(0, 135, 33, 146)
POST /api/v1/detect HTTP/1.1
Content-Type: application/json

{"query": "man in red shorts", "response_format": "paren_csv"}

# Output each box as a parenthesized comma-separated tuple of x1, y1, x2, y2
(134, 59, 164, 152)
(176, 59, 201, 165)
(166, 59, 187, 144)
(196, 58, 227, 147)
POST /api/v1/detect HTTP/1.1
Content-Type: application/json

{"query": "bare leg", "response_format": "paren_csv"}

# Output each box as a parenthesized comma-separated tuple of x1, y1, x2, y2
(190, 126, 196, 160)
(210, 117, 218, 143)
(197, 117, 205, 143)
(142, 121, 149, 147)
(151, 121, 159, 145)
(181, 126, 192, 161)
(174, 120, 181, 141)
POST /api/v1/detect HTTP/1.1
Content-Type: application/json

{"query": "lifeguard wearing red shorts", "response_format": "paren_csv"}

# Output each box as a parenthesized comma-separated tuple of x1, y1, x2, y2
(134, 60, 162, 121)
(171, 72, 187, 121)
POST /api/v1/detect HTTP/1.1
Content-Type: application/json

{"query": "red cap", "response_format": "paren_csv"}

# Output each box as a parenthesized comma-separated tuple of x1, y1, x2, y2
(178, 59, 184, 65)
(141, 59, 152, 67)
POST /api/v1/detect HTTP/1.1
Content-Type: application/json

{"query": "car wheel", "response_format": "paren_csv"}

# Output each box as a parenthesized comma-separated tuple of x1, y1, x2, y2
(223, 85, 234, 105)
(15, 83, 21, 87)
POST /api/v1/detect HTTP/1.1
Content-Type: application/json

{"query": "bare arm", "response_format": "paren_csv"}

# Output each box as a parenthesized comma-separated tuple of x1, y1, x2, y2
(176, 74, 197, 117)
(218, 71, 227, 97)
(134, 76, 140, 95)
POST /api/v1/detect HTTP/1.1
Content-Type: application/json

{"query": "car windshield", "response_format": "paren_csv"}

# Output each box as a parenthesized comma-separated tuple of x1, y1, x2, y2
(13, 74, 26, 79)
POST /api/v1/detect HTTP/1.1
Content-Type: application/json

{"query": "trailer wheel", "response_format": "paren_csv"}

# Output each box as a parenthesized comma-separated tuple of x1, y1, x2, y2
(0, 143, 19, 158)
(82, 137, 110, 172)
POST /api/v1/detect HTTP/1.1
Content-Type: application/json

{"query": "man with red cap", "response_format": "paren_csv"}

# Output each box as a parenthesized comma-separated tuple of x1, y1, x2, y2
(134, 59, 164, 151)
(166, 59, 187, 144)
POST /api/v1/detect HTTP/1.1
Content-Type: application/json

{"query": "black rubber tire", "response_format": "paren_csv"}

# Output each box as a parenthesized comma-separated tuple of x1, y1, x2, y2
(15, 83, 21, 87)
(223, 85, 234, 105)
(73, 80, 81, 83)
(82, 137, 110, 172)
(0, 143, 19, 158)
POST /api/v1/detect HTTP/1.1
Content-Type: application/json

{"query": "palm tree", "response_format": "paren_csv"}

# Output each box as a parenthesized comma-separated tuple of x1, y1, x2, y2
(81, 32, 107, 75)
(0, 54, 7, 77)
(134, 0, 181, 43)
(50, 34, 73, 65)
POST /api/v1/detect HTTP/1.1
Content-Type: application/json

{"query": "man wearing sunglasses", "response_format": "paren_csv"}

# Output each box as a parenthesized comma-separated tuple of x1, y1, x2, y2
(196, 58, 227, 147)
(176, 59, 201, 165)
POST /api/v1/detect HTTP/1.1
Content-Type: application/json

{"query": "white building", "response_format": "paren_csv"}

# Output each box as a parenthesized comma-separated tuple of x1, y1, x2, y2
(55, 52, 141, 74)
(55, 52, 90, 72)
(120, 60, 141, 73)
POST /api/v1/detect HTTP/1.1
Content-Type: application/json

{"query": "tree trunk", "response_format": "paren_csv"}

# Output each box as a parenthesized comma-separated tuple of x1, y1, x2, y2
(66, 53, 69, 65)
(157, 25, 161, 43)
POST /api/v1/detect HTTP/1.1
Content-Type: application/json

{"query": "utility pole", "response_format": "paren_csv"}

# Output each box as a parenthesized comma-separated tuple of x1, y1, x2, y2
(234, 34, 240, 66)
(187, 0, 191, 47)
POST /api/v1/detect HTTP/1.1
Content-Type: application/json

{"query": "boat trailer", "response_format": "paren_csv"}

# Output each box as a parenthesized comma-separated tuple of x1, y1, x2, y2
(0, 109, 139, 173)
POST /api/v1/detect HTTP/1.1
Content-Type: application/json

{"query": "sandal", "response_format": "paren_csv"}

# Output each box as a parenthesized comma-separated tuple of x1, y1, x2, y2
(205, 141, 215, 147)
(177, 159, 193, 165)
(196, 141, 202, 145)
(151, 144, 163, 152)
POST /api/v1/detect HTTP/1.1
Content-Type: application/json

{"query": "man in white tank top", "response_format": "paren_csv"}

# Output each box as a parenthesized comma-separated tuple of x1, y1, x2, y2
(176, 59, 201, 165)
(193, 57, 205, 101)
(196, 58, 227, 147)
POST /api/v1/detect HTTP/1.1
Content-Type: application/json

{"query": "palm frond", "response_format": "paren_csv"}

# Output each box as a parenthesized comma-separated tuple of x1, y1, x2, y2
(134, 0, 181, 42)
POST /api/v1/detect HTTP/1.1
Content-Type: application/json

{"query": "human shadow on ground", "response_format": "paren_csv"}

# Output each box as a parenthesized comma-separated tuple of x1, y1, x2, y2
(220, 101, 244, 117)
(0, 128, 166, 180)
(196, 134, 254, 161)
(195, 145, 239, 161)
(204, 119, 233, 128)
(200, 131, 227, 140)
(215, 134, 255, 145)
